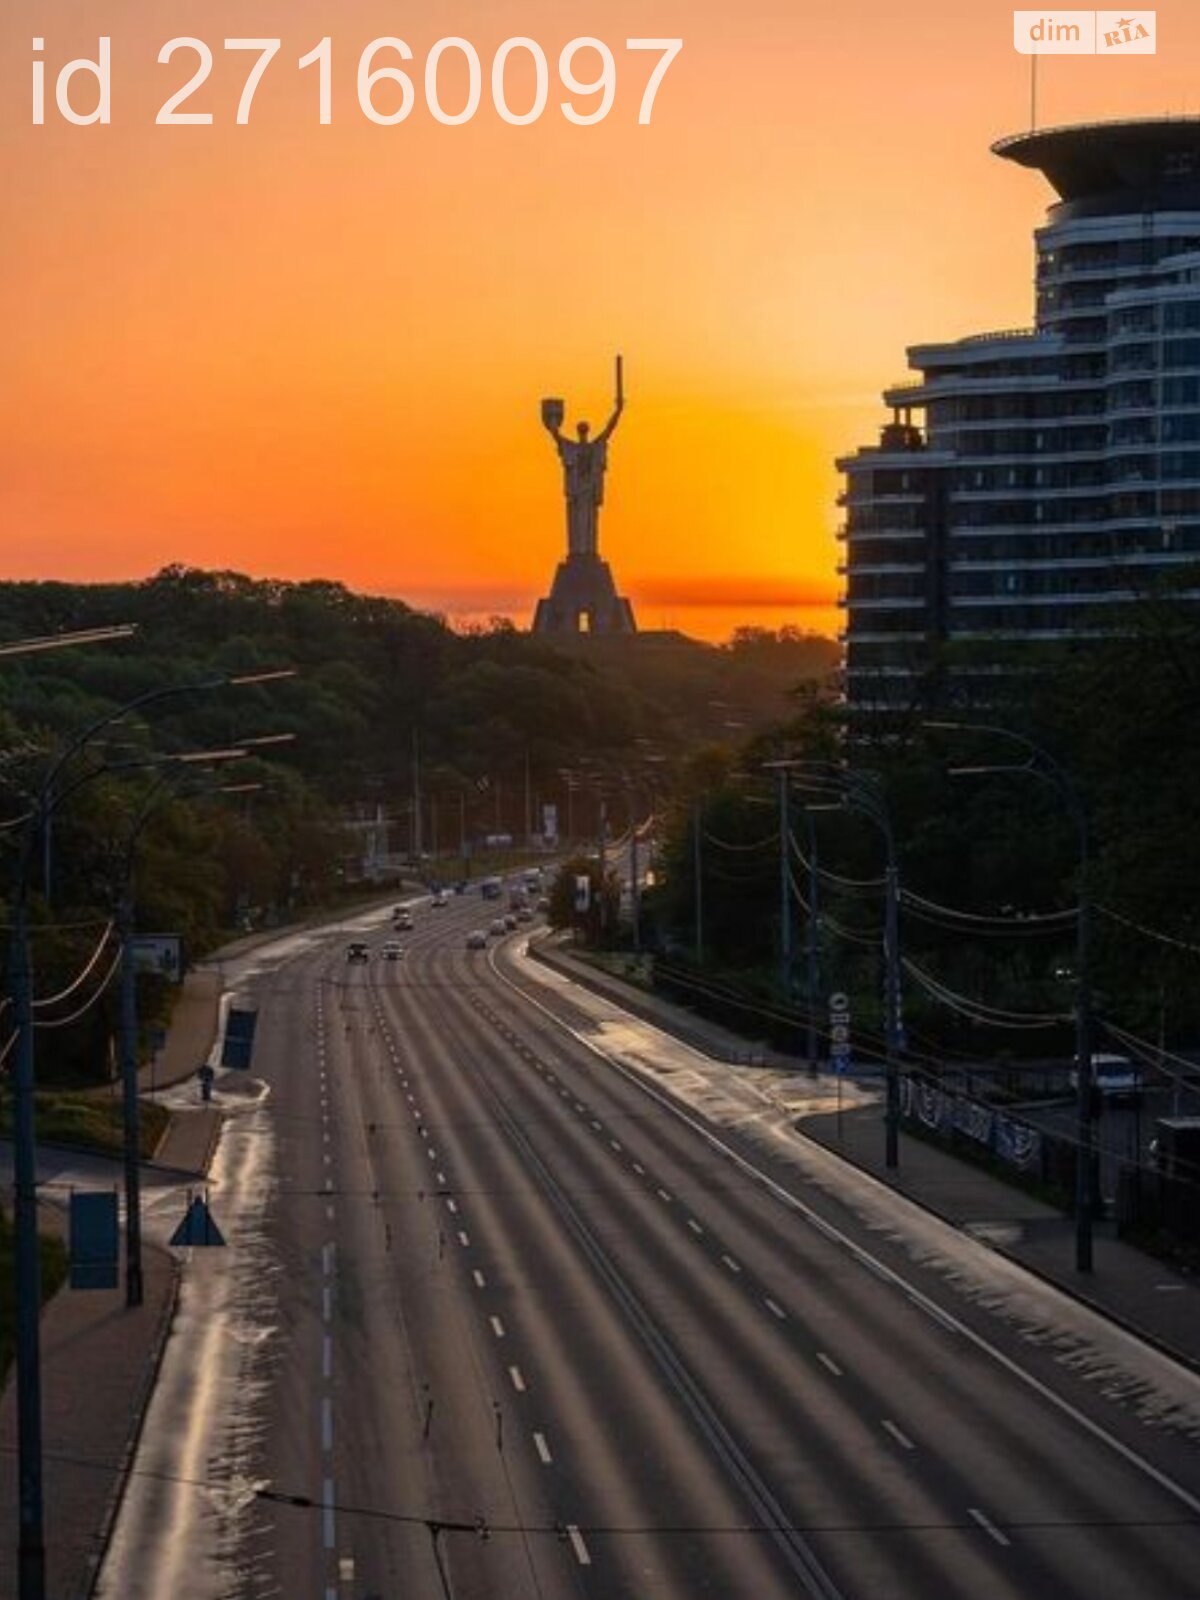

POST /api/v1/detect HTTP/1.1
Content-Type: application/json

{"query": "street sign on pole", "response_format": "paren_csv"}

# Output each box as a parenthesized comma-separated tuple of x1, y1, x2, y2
(170, 1193, 225, 1247)
(829, 990, 852, 1075)
(69, 1192, 119, 1290)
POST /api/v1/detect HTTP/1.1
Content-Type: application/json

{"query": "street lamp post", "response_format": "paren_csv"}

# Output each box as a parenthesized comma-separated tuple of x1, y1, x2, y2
(9, 668, 293, 1600)
(925, 718, 1096, 1272)
(116, 749, 256, 1307)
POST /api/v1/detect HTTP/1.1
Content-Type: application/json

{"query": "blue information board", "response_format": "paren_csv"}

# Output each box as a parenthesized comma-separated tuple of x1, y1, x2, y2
(69, 1191, 119, 1291)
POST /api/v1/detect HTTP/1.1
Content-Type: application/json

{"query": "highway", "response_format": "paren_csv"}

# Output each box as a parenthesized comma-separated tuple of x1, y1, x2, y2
(100, 885, 1200, 1600)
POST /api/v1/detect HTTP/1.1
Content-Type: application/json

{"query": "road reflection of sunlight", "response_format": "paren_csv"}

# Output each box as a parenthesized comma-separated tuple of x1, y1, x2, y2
(96, 1091, 277, 1600)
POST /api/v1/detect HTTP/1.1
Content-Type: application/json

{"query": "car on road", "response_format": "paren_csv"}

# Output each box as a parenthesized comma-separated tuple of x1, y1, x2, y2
(465, 929, 488, 950)
(1069, 1052, 1143, 1102)
(431, 892, 449, 908)
(381, 940, 405, 961)
(346, 941, 370, 963)
(516, 906, 534, 923)
(393, 910, 414, 932)
(488, 918, 507, 937)
(503, 913, 518, 930)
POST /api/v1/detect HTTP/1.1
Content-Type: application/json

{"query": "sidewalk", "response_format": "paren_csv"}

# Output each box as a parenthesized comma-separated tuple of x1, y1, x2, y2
(0, 961, 226, 1599)
(0, 895, 396, 1597)
(532, 937, 1200, 1374)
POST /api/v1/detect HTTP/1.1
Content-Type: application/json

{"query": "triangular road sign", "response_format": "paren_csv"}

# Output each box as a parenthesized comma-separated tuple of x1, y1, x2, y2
(170, 1194, 226, 1247)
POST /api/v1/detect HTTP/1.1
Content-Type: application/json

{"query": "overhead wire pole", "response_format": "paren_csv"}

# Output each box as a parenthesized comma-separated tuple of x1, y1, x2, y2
(925, 718, 1096, 1272)
(776, 766, 793, 996)
(785, 761, 903, 1168)
(692, 795, 704, 965)
(799, 804, 825, 1074)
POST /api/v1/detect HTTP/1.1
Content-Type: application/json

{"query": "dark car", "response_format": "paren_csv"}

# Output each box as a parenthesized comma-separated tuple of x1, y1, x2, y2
(346, 941, 370, 963)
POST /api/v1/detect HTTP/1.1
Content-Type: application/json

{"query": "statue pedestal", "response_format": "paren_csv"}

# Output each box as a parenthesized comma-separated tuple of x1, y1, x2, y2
(532, 554, 637, 636)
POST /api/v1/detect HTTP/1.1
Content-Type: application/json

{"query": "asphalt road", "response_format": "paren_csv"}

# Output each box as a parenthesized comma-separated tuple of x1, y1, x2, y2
(103, 886, 1200, 1600)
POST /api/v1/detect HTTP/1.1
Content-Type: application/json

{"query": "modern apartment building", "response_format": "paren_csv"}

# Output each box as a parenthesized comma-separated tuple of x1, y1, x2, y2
(838, 119, 1200, 717)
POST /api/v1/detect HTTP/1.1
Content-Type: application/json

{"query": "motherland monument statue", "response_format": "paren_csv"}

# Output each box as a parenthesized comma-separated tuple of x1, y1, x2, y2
(532, 355, 637, 636)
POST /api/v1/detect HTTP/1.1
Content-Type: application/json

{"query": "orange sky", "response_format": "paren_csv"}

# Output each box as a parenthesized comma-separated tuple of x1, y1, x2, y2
(2, 2, 1198, 639)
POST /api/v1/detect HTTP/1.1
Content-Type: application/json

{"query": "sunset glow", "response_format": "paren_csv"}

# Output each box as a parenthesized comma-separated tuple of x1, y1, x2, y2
(3, 1, 1199, 638)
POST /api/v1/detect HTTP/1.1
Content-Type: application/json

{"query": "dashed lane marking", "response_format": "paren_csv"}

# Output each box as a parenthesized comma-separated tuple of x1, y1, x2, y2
(490, 1316, 506, 1338)
(816, 1352, 842, 1377)
(968, 1507, 1011, 1547)
(764, 1298, 787, 1320)
(882, 1419, 915, 1451)
(721, 1254, 742, 1274)
(566, 1525, 591, 1566)
(533, 1431, 552, 1464)
(509, 1366, 526, 1393)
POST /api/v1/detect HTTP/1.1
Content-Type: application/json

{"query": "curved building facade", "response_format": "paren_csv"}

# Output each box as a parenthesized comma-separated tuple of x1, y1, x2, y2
(838, 119, 1200, 718)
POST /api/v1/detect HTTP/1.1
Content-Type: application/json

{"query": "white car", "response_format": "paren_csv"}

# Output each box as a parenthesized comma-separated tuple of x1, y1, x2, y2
(381, 940, 405, 961)
(1069, 1052, 1143, 1102)
(465, 930, 488, 950)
